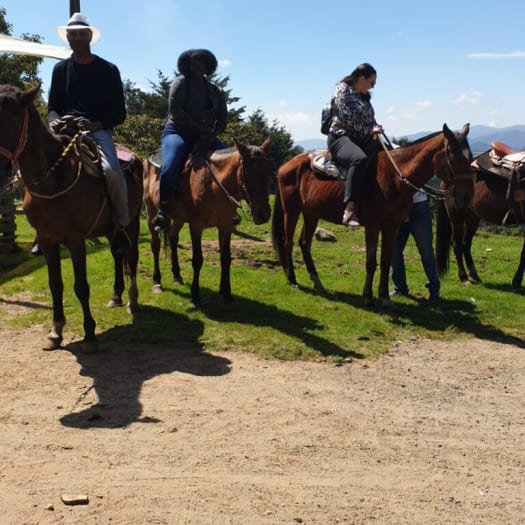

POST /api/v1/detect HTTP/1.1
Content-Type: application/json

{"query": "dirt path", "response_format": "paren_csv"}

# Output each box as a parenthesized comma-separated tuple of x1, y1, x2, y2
(0, 324, 523, 524)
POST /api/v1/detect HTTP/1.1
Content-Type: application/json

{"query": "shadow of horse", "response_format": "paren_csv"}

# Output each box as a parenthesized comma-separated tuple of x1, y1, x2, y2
(59, 305, 231, 429)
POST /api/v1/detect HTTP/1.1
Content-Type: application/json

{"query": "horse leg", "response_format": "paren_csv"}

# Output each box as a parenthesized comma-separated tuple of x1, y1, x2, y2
(108, 251, 125, 308)
(124, 217, 140, 314)
(69, 241, 97, 353)
(150, 226, 163, 293)
(276, 191, 301, 288)
(462, 217, 481, 283)
(511, 236, 525, 291)
(218, 226, 233, 302)
(448, 213, 470, 283)
(189, 225, 204, 306)
(362, 226, 379, 306)
(377, 228, 396, 306)
(41, 243, 66, 350)
(298, 216, 325, 293)
(170, 222, 184, 285)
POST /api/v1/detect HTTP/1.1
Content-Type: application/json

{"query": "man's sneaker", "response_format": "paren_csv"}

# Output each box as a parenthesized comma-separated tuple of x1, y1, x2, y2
(152, 211, 169, 233)
(390, 288, 409, 297)
(111, 228, 131, 256)
(31, 242, 42, 255)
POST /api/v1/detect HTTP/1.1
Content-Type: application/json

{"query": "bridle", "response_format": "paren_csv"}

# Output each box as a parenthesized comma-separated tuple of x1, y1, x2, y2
(0, 108, 29, 165)
(205, 146, 269, 220)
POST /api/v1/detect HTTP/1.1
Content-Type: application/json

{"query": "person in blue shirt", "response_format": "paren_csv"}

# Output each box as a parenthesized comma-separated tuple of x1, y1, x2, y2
(390, 191, 441, 303)
(326, 63, 383, 228)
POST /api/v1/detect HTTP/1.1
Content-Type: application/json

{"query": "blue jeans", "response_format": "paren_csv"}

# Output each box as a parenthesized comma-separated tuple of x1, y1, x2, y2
(391, 199, 440, 298)
(158, 122, 224, 203)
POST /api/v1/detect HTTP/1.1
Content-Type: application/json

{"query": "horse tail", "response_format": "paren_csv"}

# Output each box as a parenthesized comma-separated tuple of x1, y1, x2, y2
(271, 184, 286, 266)
(435, 199, 451, 277)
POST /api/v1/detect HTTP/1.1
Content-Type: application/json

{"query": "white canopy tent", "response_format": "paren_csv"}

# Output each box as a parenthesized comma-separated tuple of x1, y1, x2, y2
(0, 33, 70, 60)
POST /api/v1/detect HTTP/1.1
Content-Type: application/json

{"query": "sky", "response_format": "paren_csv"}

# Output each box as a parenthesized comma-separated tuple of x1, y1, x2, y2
(2, 0, 525, 142)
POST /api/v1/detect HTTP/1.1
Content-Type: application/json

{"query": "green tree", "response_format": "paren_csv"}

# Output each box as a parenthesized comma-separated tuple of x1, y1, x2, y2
(0, 7, 45, 111)
(117, 69, 301, 174)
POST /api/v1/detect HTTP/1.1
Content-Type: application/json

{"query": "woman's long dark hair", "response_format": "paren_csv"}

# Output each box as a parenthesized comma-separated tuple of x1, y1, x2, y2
(340, 63, 376, 101)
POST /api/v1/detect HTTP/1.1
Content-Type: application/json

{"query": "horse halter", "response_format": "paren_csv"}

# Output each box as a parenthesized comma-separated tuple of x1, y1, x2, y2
(0, 108, 29, 165)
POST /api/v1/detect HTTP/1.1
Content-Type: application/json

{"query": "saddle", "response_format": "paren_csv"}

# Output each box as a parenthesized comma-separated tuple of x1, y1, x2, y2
(471, 141, 525, 202)
(309, 150, 342, 179)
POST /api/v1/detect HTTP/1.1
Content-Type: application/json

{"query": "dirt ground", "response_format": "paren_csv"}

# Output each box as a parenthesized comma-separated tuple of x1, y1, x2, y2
(0, 308, 524, 524)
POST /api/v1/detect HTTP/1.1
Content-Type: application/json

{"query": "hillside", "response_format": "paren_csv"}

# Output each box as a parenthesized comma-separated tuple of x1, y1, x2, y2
(296, 125, 525, 153)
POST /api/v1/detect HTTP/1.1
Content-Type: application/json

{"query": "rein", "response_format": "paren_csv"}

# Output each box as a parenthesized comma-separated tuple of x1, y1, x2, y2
(378, 134, 447, 199)
(205, 154, 254, 220)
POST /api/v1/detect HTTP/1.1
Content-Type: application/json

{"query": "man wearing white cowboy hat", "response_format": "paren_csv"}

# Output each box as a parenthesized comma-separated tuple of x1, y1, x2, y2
(47, 12, 130, 255)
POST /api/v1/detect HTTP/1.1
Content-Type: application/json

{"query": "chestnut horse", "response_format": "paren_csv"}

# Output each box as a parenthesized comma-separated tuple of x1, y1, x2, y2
(0, 84, 143, 352)
(143, 139, 272, 305)
(435, 155, 525, 291)
(272, 124, 474, 305)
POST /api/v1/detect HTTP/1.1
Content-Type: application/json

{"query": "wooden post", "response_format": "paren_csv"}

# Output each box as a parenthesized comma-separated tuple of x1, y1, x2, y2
(70, 0, 81, 16)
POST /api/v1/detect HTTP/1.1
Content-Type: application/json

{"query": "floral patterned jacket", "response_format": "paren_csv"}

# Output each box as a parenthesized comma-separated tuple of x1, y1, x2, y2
(329, 82, 376, 142)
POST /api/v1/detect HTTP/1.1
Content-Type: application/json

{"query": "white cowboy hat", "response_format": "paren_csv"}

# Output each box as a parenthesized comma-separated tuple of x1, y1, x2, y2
(56, 13, 101, 45)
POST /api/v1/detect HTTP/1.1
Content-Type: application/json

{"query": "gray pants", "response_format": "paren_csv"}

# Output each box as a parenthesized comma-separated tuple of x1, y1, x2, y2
(87, 129, 129, 228)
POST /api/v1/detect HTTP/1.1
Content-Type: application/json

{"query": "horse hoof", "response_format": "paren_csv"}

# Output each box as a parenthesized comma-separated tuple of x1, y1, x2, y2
(107, 298, 124, 308)
(152, 284, 163, 294)
(379, 297, 393, 307)
(363, 297, 374, 308)
(174, 278, 184, 286)
(43, 337, 62, 351)
(81, 340, 98, 354)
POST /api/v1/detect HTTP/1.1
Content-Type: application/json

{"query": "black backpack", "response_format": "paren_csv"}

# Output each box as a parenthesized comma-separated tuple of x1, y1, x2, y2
(320, 98, 334, 135)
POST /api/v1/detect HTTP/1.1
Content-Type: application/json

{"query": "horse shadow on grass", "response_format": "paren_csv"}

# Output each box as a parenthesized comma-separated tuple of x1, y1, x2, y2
(60, 305, 231, 430)
(291, 285, 525, 349)
(179, 286, 364, 361)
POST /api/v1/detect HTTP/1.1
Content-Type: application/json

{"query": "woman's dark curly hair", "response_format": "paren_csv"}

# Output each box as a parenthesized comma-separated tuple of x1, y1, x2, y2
(177, 49, 218, 76)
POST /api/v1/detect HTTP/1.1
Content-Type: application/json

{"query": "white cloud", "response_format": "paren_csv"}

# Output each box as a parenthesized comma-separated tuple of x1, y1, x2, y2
(279, 100, 287, 108)
(466, 50, 525, 59)
(415, 100, 432, 110)
(218, 59, 231, 67)
(454, 92, 483, 105)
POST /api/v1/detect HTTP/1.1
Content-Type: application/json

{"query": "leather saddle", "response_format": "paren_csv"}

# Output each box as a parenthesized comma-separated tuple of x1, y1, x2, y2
(309, 150, 342, 179)
(471, 141, 525, 205)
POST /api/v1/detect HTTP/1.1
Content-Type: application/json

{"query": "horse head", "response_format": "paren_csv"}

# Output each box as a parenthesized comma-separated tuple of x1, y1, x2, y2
(0, 84, 40, 190)
(234, 137, 272, 224)
(435, 123, 475, 210)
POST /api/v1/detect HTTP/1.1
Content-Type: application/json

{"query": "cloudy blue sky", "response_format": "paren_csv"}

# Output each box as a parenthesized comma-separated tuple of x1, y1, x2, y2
(2, 0, 525, 141)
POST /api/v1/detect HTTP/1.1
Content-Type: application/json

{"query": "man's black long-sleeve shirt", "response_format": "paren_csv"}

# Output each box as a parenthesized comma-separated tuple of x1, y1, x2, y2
(48, 55, 126, 130)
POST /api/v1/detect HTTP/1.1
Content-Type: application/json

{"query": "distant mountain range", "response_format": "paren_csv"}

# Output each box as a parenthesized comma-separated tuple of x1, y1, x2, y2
(296, 125, 525, 155)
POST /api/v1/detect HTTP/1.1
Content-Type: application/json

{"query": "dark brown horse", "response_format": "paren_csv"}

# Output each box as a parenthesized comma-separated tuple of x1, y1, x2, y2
(272, 124, 474, 305)
(143, 139, 272, 305)
(435, 152, 525, 290)
(0, 84, 143, 352)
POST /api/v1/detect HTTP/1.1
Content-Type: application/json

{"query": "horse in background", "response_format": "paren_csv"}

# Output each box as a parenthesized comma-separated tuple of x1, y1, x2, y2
(435, 142, 525, 290)
(143, 138, 272, 306)
(272, 124, 474, 306)
(0, 84, 143, 352)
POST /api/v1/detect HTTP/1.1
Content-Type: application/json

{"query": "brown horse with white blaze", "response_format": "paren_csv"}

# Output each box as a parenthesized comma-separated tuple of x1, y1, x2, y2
(143, 139, 272, 305)
(0, 84, 143, 352)
(272, 124, 474, 305)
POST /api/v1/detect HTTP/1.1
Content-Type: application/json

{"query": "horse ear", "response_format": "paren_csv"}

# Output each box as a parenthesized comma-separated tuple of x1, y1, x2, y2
(460, 123, 470, 136)
(233, 138, 248, 156)
(442, 123, 454, 141)
(20, 84, 40, 106)
(261, 137, 272, 152)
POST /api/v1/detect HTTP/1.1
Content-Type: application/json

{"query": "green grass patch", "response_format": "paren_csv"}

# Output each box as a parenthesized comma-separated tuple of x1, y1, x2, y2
(1, 198, 524, 361)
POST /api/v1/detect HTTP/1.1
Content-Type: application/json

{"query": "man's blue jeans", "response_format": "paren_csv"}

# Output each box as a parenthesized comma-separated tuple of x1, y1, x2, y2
(391, 199, 440, 298)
